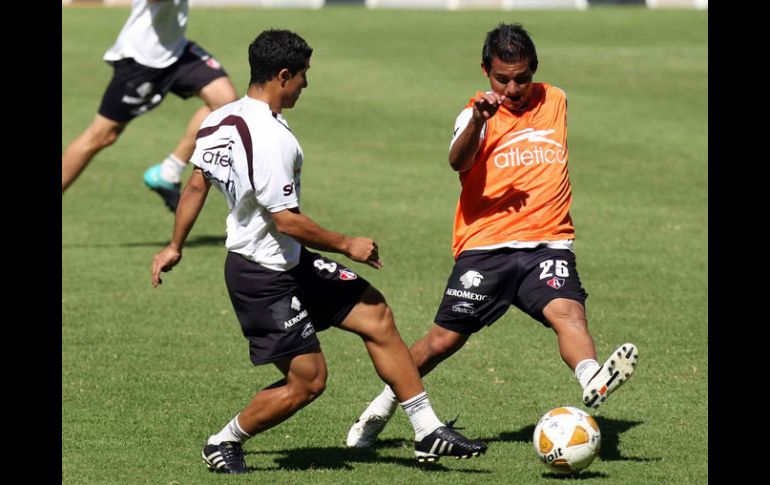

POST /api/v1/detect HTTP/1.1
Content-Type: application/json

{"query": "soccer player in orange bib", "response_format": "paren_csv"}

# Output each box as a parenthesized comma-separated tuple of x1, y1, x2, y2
(347, 23, 639, 448)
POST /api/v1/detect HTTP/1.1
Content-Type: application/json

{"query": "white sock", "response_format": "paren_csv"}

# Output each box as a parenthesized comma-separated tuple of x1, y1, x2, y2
(575, 359, 601, 389)
(400, 391, 444, 441)
(159, 154, 186, 184)
(362, 385, 398, 419)
(207, 414, 252, 445)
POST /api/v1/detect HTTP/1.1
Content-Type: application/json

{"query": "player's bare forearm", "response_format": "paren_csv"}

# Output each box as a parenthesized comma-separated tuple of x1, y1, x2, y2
(272, 208, 382, 268)
(169, 169, 211, 250)
(151, 169, 211, 287)
(449, 118, 485, 172)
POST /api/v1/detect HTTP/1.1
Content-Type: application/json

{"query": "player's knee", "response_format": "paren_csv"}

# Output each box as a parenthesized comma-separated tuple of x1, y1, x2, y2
(356, 287, 399, 339)
(290, 368, 327, 405)
(87, 124, 123, 150)
(545, 300, 588, 335)
(201, 78, 238, 109)
(300, 374, 327, 404)
(375, 304, 398, 336)
(427, 331, 465, 357)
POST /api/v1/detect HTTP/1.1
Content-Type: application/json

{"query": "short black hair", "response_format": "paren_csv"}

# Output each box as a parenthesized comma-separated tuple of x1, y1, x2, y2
(482, 23, 538, 73)
(248, 29, 313, 85)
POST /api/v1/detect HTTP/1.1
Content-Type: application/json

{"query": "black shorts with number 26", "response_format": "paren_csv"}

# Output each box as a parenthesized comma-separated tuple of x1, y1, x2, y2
(434, 246, 588, 334)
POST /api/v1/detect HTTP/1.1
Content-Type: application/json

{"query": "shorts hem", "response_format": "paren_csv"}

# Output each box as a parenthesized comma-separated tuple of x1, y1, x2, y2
(532, 294, 587, 327)
(433, 319, 481, 336)
(248, 341, 320, 366)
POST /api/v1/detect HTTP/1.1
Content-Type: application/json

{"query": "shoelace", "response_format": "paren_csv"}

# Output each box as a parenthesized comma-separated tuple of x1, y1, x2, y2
(444, 414, 465, 430)
(220, 443, 246, 467)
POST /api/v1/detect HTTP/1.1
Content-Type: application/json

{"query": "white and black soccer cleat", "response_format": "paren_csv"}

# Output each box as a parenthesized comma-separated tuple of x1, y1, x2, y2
(414, 422, 487, 463)
(583, 342, 639, 409)
(202, 441, 248, 474)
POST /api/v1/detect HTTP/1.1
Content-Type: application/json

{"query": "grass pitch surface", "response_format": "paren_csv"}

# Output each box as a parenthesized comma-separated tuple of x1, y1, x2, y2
(63, 5, 707, 484)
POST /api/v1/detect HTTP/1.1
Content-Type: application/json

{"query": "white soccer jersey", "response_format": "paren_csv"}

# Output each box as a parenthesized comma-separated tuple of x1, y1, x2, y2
(103, 0, 188, 69)
(191, 96, 303, 271)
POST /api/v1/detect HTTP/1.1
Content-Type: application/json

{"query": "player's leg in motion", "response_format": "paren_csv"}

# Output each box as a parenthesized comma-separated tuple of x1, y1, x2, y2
(144, 77, 238, 212)
(346, 323, 469, 448)
(62, 115, 127, 192)
(543, 298, 638, 409)
(202, 350, 328, 474)
(340, 286, 486, 462)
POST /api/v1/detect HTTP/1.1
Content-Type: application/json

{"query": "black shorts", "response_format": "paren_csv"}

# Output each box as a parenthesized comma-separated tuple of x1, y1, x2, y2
(98, 41, 227, 122)
(434, 247, 588, 334)
(224, 249, 370, 366)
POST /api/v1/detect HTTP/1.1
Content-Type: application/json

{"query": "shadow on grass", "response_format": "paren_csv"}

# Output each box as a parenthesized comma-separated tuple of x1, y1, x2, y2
(228, 417, 653, 474)
(243, 445, 490, 473)
(541, 471, 608, 479)
(62, 234, 226, 249)
(488, 417, 660, 463)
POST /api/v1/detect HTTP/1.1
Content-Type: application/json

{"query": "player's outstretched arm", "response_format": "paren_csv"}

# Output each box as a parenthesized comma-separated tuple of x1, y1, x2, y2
(271, 208, 382, 269)
(448, 93, 505, 172)
(151, 168, 212, 287)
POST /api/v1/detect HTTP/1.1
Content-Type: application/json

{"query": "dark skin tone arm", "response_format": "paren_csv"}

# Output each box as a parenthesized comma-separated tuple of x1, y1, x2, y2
(151, 168, 210, 287)
(448, 92, 506, 172)
(151, 169, 382, 287)
(271, 208, 382, 269)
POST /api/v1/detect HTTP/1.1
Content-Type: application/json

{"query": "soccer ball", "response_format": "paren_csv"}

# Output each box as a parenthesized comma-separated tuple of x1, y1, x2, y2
(532, 406, 601, 474)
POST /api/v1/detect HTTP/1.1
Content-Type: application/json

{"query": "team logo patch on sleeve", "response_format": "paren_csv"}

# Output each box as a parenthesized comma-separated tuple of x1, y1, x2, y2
(547, 277, 565, 289)
(339, 269, 358, 280)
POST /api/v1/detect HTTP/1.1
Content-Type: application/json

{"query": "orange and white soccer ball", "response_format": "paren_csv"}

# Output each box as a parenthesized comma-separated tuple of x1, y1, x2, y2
(533, 406, 601, 474)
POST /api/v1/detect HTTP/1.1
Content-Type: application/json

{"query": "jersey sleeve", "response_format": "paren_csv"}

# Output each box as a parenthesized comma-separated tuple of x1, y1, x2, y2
(189, 140, 205, 170)
(449, 107, 487, 150)
(252, 138, 300, 213)
(189, 112, 220, 170)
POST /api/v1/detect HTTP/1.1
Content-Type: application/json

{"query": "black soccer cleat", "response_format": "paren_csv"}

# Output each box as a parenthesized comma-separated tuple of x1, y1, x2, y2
(150, 185, 181, 212)
(414, 425, 487, 463)
(202, 441, 248, 474)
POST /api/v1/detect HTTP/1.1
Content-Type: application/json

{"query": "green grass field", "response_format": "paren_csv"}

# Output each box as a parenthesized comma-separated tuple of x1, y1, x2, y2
(62, 5, 707, 484)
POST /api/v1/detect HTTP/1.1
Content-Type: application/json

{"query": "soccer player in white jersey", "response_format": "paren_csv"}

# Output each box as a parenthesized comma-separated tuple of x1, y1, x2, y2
(62, 0, 238, 212)
(150, 29, 487, 474)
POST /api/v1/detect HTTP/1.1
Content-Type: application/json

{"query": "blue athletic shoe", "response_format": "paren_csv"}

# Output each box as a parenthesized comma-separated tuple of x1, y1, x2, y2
(143, 164, 180, 212)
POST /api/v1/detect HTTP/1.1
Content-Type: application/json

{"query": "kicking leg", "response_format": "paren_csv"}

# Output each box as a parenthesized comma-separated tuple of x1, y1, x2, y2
(62, 114, 127, 192)
(544, 298, 638, 409)
(341, 286, 485, 460)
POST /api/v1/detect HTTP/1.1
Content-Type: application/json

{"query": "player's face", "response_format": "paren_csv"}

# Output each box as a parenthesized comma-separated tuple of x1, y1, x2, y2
(285, 61, 310, 109)
(483, 56, 535, 113)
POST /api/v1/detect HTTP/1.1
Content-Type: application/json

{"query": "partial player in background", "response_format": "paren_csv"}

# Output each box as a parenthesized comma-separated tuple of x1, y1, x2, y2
(62, 0, 238, 212)
(346, 23, 639, 449)
(151, 29, 486, 474)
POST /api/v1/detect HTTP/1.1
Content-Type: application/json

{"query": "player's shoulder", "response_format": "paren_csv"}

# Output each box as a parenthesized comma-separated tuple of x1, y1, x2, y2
(464, 90, 488, 108)
(541, 83, 568, 102)
(194, 98, 249, 141)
